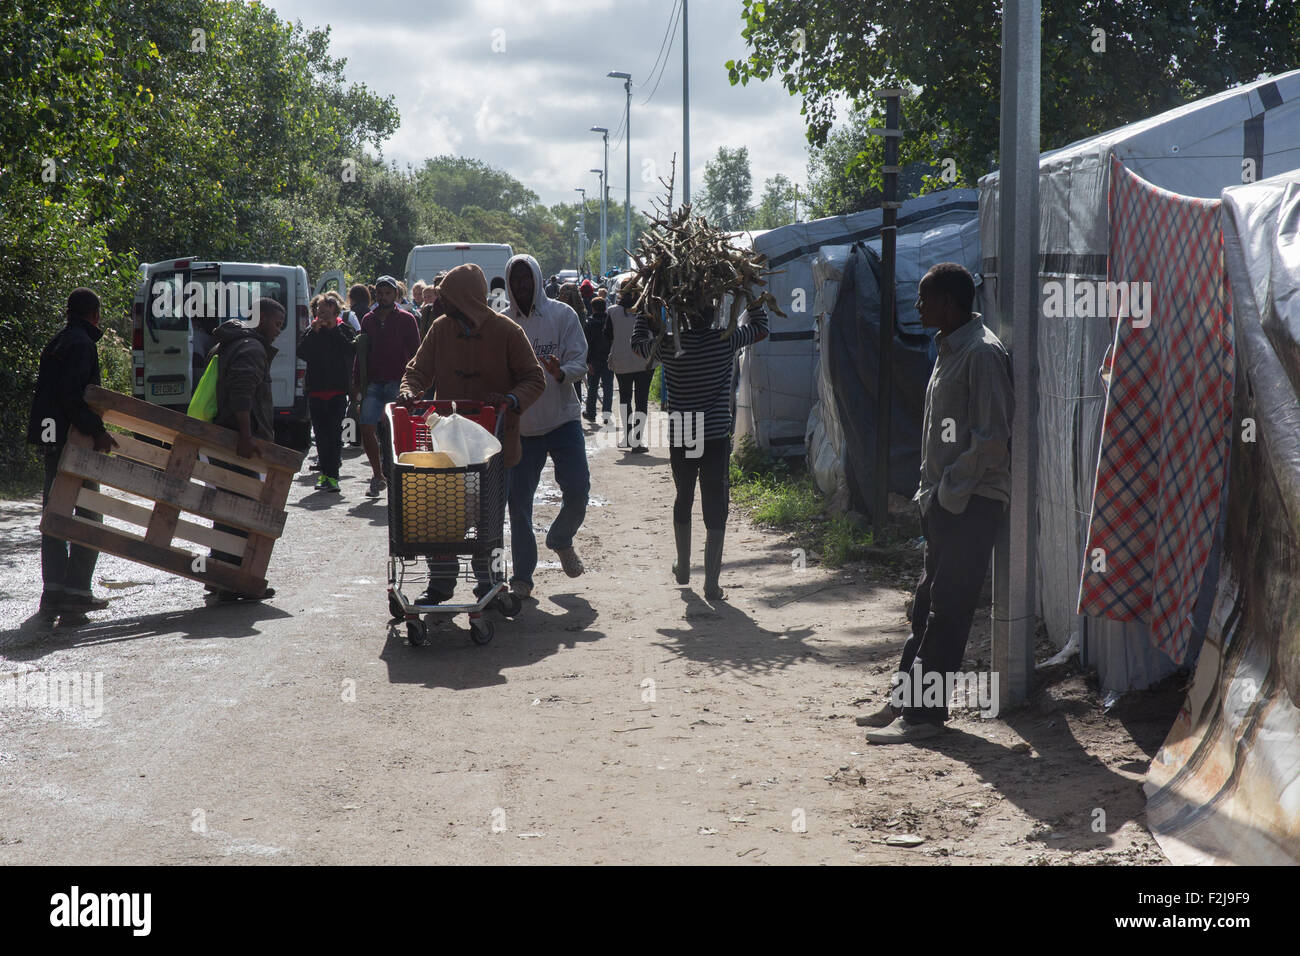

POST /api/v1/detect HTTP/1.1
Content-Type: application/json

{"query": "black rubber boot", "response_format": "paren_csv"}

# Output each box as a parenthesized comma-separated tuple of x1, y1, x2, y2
(704, 527, 725, 601)
(672, 523, 691, 584)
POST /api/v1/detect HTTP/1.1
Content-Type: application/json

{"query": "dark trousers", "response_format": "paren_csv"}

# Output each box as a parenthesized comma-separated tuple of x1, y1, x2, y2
(896, 495, 1002, 724)
(585, 360, 614, 416)
(41, 448, 101, 595)
(209, 459, 259, 570)
(309, 393, 348, 479)
(615, 369, 653, 448)
(669, 437, 730, 529)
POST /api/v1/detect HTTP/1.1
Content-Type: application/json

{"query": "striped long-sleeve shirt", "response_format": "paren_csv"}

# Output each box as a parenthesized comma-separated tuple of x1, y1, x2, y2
(631, 305, 768, 442)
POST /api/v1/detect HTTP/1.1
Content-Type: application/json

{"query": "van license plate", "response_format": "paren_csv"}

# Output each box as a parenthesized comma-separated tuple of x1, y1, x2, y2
(151, 382, 184, 397)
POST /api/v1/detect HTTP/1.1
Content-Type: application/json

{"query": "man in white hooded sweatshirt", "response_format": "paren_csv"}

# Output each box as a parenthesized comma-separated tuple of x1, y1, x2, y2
(504, 254, 590, 599)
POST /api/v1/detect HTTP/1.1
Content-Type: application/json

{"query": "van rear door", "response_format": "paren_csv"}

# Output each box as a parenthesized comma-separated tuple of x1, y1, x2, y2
(142, 260, 217, 409)
(217, 266, 292, 409)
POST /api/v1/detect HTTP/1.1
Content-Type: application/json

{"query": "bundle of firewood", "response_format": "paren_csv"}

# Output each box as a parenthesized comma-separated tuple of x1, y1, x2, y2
(620, 156, 785, 346)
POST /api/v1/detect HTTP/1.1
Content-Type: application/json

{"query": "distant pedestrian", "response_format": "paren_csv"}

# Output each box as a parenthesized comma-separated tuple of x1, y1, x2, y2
(545, 275, 560, 298)
(632, 298, 768, 601)
(859, 263, 1012, 744)
(583, 295, 613, 424)
(606, 288, 653, 452)
(503, 254, 590, 599)
(354, 276, 421, 498)
(557, 282, 588, 404)
(28, 287, 118, 622)
(298, 294, 356, 493)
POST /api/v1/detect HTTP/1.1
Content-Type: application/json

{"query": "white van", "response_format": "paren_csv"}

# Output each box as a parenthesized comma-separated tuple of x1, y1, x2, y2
(404, 243, 513, 297)
(131, 258, 313, 450)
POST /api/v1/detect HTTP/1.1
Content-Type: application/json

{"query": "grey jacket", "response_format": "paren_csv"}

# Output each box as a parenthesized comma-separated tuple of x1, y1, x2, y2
(915, 314, 1013, 515)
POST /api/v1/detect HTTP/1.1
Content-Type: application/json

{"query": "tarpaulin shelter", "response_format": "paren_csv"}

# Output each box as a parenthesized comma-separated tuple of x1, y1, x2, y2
(734, 190, 979, 458)
(978, 70, 1300, 693)
(1144, 168, 1300, 865)
(805, 217, 981, 514)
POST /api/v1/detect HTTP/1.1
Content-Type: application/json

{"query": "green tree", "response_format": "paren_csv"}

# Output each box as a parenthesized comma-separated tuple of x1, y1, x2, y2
(698, 146, 754, 230)
(728, 0, 1300, 181)
(750, 173, 800, 229)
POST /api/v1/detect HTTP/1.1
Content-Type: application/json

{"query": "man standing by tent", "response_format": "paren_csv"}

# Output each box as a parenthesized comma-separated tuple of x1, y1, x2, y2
(861, 263, 1012, 743)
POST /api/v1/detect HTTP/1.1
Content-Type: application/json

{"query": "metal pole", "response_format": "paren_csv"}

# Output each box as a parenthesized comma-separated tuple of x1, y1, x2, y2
(874, 90, 901, 535)
(993, 0, 1041, 711)
(591, 168, 606, 276)
(682, 0, 690, 206)
(575, 188, 586, 272)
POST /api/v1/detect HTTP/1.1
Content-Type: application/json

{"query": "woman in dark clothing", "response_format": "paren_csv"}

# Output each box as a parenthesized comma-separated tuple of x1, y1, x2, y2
(297, 296, 356, 492)
(582, 296, 614, 423)
(631, 299, 768, 600)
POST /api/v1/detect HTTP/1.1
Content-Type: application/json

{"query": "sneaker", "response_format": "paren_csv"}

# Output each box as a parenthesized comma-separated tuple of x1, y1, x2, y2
(865, 718, 943, 745)
(314, 474, 331, 491)
(629, 445, 649, 455)
(602, 413, 611, 424)
(582, 412, 596, 423)
(554, 546, 584, 578)
(366, 475, 387, 498)
(855, 702, 901, 727)
(510, 579, 533, 600)
(322, 476, 341, 493)
(416, 586, 454, 606)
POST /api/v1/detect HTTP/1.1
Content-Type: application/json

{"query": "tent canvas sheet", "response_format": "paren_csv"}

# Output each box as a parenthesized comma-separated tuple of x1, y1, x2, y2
(978, 69, 1300, 692)
(735, 190, 978, 457)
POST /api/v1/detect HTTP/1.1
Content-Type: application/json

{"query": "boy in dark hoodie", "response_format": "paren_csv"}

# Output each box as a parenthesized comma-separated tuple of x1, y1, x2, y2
(298, 295, 356, 492)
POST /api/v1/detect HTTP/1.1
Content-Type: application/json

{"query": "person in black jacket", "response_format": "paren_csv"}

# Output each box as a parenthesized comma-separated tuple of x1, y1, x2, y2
(583, 296, 613, 423)
(27, 288, 118, 621)
(297, 295, 356, 492)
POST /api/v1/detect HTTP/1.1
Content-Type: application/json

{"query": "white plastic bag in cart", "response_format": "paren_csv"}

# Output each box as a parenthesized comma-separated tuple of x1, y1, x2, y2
(424, 410, 502, 467)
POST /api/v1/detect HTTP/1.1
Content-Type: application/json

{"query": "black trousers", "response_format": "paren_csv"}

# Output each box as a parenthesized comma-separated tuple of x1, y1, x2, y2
(896, 495, 1002, 724)
(309, 394, 348, 479)
(669, 437, 730, 530)
(208, 459, 260, 571)
(615, 369, 653, 448)
(585, 359, 614, 416)
(41, 448, 101, 596)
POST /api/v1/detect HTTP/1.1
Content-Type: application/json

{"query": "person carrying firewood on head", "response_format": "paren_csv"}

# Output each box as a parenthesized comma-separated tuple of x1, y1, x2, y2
(631, 296, 768, 602)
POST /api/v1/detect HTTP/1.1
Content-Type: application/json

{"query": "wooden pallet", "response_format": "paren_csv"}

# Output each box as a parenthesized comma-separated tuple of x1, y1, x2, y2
(39, 385, 304, 596)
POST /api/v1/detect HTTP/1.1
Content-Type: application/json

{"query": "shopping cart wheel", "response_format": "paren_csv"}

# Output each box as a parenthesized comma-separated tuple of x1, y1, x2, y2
(469, 617, 495, 645)
(494, 591, 522, 618)
(388, 590, 405, 623)
(406, 619, 429, 646)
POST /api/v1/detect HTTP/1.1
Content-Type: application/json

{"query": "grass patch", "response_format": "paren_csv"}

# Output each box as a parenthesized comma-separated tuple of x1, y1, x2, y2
(0, 466, 43, 501)
(649, 365, 662, 405)
(728, 435, 920, 571)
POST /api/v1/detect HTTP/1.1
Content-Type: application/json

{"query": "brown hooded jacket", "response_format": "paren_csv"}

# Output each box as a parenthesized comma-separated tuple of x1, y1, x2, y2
(400, 263, 546, 467)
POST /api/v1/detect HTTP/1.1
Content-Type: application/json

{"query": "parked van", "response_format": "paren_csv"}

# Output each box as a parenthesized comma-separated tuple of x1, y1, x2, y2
(404, 243, 513, 294)
(131, 258, 313, 450)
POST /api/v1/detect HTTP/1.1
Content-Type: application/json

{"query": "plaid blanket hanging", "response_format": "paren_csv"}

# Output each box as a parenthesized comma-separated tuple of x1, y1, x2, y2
(1076, 158, 1233, 664)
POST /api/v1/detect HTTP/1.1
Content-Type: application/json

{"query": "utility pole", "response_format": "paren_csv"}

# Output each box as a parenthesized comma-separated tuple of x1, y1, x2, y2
(590, 127, 609, 276)
(993, 0, 1042, 712)
(608, 71, 633, 270)
(590, 168, 605, 276)
(682, 0, 690, 206)
(574, 187, 587, 272)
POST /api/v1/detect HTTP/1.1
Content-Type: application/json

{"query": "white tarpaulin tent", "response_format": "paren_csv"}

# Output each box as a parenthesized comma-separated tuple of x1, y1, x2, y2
(734, 190, 979, 457)
(1144, 168, 1300, 866)
(978, 70, 1300, 693)
(805, 218, 982, 513)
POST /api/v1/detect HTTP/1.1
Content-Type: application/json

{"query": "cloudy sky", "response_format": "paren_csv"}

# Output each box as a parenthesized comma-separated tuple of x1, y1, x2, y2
(263, 0, 815, 212)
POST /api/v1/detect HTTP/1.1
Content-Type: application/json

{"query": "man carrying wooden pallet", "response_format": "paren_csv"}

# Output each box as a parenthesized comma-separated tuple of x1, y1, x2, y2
(27, 288, 118, 623)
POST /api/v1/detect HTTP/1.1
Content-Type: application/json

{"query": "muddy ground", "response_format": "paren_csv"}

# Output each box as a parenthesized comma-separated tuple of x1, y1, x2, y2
(0, 410, 1176, 864)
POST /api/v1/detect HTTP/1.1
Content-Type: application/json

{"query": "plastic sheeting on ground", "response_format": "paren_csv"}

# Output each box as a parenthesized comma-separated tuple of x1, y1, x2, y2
(734, 190, 978, 458)
(1145, 170, 1300, 866)
(978, 69, 1300, 692)
(805, 218, 981, 515)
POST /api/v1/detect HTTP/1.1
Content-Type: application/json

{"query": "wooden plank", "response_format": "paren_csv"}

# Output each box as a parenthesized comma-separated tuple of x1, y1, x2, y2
(88, 384, 303, 472)
(41, 510, 264, 595)
(60, 445, 286, 538)
(76, 487, 246, 557)
(240, 531, 276, 582)
(144, 436, 200, 547)
(114, 434, 268, 500)
(258, 465, 294, 509)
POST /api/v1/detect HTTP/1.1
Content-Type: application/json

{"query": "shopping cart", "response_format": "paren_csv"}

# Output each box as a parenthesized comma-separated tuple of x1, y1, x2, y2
(383, 399, 522, 646)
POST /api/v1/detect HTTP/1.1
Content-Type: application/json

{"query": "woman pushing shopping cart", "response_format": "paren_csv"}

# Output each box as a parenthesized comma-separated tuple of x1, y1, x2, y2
(385, 262, 547, 644)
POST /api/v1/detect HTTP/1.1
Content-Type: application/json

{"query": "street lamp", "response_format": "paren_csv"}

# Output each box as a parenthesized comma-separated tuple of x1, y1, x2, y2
(590, 126, 609, 276)
(607, 71, 632, 270)
(589, 167, 605, 276)
(574, 187, 587, 274)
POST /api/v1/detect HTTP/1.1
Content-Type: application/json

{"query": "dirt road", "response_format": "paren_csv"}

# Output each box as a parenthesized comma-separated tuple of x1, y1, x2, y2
(0, 412, 1172, 864)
